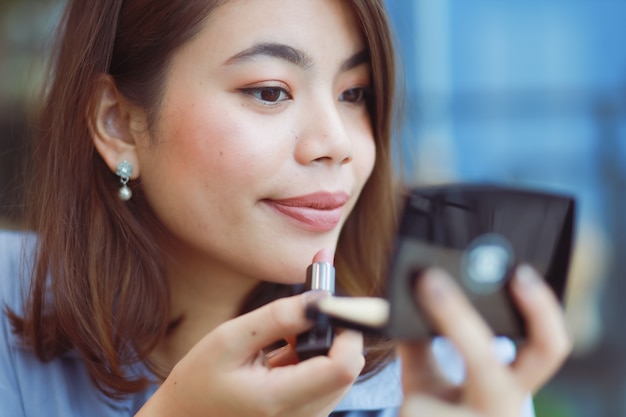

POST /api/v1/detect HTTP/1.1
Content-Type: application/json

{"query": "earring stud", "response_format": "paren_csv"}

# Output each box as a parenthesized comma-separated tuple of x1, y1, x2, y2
(116, 160, 133, 201)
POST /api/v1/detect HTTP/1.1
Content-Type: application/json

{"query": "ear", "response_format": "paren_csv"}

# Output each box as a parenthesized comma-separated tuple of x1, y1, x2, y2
(90, 75, 143, 179)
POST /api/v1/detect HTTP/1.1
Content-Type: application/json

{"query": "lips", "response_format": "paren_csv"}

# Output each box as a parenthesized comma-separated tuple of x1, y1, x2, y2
(263, 191, 350, 232)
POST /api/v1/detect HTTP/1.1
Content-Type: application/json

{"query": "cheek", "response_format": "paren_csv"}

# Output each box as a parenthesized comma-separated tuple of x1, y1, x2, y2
(158, 101, 280, 186)
(181, 107, 246, 171)
(354, 125, 377, 186)
(138, 99, 289, 236)
(364, 137, 376, 177)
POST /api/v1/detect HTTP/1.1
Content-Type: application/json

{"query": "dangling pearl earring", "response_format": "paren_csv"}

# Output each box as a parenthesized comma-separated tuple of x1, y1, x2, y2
(116, 160, 133, 201)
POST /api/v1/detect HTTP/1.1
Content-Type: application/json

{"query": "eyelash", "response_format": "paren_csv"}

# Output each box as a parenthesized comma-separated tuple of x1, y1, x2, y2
(239, 86, 292, 106)
(239, 86, 372, 106)
(338, 87, 371, 105)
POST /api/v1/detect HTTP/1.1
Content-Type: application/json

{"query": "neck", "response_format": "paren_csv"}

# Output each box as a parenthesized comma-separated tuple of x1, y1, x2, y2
(150, 241, 261, 372)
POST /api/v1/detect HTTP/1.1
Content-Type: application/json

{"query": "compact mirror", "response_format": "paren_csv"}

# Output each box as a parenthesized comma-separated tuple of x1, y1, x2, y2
(386, 184, 576, 340)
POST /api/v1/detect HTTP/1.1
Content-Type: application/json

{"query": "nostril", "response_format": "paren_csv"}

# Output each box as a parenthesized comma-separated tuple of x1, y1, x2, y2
(311, 155, 351, 165)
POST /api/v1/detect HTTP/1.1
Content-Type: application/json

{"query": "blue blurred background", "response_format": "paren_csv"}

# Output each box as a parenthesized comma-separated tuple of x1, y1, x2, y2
(1, 1, 625, 416)
(385, 1, 626, 416)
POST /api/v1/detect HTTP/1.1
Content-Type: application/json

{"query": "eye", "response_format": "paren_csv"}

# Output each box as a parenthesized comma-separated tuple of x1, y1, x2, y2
(240, 86, 291, 104)
(338, 87, 370, 104)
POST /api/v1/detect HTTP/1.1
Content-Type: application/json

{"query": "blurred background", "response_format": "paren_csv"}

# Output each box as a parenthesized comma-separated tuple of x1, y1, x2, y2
(0, 0, 60, 228)
(385, 1, 626, 416)
(0, 1, 625, 416)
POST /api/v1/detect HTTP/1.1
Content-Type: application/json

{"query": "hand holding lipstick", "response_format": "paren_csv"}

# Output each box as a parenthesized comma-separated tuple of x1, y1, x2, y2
(136, 250, 364, 417)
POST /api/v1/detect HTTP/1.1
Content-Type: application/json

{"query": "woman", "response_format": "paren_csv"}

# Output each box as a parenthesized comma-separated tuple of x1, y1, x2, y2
(0, 0, 570, 416)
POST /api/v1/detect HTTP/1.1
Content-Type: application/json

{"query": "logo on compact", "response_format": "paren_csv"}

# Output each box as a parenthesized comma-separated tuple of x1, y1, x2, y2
(461, 233, 514, 294)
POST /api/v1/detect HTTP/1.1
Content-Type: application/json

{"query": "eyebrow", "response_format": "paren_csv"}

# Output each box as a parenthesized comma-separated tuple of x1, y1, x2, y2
(224, 42, 370, 72)
(341, 49, 370, 72)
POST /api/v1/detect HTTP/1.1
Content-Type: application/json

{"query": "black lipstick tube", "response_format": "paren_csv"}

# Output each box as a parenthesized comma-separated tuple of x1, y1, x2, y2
(296, 262, 335, 360)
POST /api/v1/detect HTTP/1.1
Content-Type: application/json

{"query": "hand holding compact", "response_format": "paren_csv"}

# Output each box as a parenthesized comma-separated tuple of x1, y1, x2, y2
(398, 266, 571, 417)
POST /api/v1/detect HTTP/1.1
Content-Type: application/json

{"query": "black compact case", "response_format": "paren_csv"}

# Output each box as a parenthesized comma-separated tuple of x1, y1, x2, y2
(386, 184, 576, 340)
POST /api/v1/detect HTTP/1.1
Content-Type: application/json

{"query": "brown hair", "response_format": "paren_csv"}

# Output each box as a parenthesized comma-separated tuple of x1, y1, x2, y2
(336, 0, 400, 377)
(9, 0, 401, 399)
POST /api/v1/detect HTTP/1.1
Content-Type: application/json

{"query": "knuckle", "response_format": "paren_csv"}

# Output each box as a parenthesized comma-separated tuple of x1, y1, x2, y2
(208, 323, 231, 351)
(268, 298, 301, 332)
(334, 353, 365, 386)
(256, 389, 288, 417)
(548, 329, 573, 362)
(538, 317, 573, 364)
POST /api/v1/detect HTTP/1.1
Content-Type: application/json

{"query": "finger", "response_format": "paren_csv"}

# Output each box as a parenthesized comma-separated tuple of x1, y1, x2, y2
(268, 329, 364, 405)
(509, 264, 572, 391)
(401, 395, 477, 417)
(397, 341, 436, 390)
(397, 341, 457, 399)
(416, 269, 501, 381)
(210, 291, 328, 364)
(266, 343, 300, 368)
(415, 269, 521, 405)
(326, 329, 365, 377)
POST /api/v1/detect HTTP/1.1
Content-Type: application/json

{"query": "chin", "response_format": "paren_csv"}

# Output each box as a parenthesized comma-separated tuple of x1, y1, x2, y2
(255, 259, 312, 286)
(243, 237, 340, 285)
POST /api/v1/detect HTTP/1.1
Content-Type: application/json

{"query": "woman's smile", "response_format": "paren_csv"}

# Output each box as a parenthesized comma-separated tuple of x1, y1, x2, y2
(262, 191, 350, 233)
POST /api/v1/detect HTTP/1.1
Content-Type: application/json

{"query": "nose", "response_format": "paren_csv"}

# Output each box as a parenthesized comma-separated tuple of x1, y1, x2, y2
(294, 98, 353, 166)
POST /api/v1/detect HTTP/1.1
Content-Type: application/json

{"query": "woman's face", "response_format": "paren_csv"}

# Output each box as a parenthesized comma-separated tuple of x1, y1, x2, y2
(134, 0, 375, 283)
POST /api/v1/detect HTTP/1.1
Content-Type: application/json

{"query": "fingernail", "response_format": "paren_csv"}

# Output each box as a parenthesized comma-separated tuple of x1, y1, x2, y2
(419, 268, 455, 302)
(515, 264, 541, 288)
(265, 344, 288, 359)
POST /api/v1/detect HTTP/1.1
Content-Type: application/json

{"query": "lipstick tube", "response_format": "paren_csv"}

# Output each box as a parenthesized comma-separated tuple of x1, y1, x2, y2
(296, 262, 335, 360)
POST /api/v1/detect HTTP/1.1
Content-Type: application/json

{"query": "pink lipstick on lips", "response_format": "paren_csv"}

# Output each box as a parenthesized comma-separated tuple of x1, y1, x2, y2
(263, 191, 349, 232)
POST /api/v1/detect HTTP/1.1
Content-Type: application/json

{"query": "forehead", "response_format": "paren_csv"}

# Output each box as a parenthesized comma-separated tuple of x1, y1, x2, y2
(193, 0, 366, 64)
